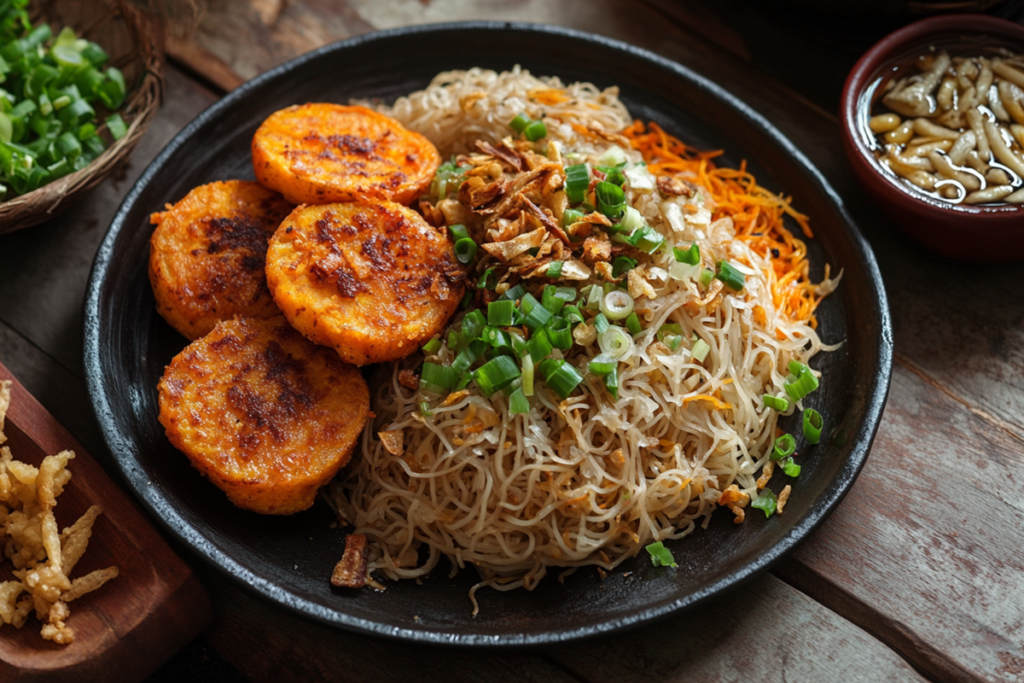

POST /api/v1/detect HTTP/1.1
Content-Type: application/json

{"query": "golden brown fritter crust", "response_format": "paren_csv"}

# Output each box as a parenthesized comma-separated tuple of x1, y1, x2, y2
(251, 104, 441, 205)
(157, 315, 370, 515)
(149, 180, 294, 340)
(266, 202, 465, 366)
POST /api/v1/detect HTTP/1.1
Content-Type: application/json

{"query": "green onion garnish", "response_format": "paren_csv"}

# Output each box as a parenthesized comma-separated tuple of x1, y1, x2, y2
(546, 317, 573, 350)
(595, 181, 626, 218)
(419, 401, 433, 417)
(600, 289, 634, 321)
(763, 394, 789, 411)
(673, 243, 700, 265)
(539, 359, 584, 399)
(456, 370, 473, 390)
(628, 225, 665, 253)
(600, 167, 626, 186)
(105, 112, 127, 140)
(699, 268, 715, 287)
(521, 354, 535, 396)
(664, 335, 683, 351)
(523, 302, 553, 332)
(605, 366, 619, 399)
(420, 362, 459, 391)
(525, 329, 553, 363)
(771, 434, 796, 461)
(594, 313, 610, 335)
(589, 353, 617, 376)
(520, 292, 539, 314)
(452, 339, 487, 374)
(460, 289, 475, 309)
(462, 309, 486, 340)
(509, 113, 531, 133)
(657, 323, 682, 342)
(611, 255, 637, 279)
(448, 223, 469, 241)
(715, 260, 746, 291)
(502, 283, 526, 302)
(691, 338, 711, 362)
(488, 299, 515, 327)
(422, 337, 442, 355)
(564, 304, 584, 324)
(626, 312, 643, 336)
(454, 237, 478, 265)
(564, 163, 590, 204)
(473, 355, 521, 397)
(803, 408, 823, 444)
(483, 326, 512, 350)
(542, 285, 565, 314)
(645, 541, 677, 567)
(508, 387, 530, 414)
(477, 268, 496, 290)
(782, 457, 801, 477)
(524, 120, 547, 141)
(562, 208, 585, 228)
(784, 362, 819, 402)
(751, 489, 777, 518)
(546, 261, 564, 279)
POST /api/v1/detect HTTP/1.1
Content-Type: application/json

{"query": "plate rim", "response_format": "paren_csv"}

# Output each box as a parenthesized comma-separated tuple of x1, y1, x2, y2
(83, 20, 894, 647)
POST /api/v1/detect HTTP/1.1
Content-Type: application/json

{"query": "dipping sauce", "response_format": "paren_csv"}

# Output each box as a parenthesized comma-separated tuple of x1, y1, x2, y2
(862, 46, 1024, 206)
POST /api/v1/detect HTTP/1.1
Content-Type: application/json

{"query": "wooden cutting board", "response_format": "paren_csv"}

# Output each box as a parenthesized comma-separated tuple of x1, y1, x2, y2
(0, 361, 211, 683)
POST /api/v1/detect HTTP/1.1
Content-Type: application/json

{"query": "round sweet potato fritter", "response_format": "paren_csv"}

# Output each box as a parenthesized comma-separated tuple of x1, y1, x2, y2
(157, 316, 370, 515)
(149, 180, 294, 340)
(251, 103, 441, 205)
(266, 202, 465, 366)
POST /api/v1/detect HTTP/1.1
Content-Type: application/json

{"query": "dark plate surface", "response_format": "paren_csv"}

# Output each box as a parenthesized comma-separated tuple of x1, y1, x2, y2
(83, 22, 892, 646)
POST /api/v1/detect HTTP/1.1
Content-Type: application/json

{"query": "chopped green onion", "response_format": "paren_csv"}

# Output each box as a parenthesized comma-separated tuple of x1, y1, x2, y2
(521, 354, 535, 396)
(509, 113, 531, 133)
(562, 208, 585, 228)
(600, 290, 634, 321)
(454, 237, 477, 265)
(461, 309, 486, 340)
(657, 323, 683, 342)
(618, 206, 643, 233)
(803, 408, 823, 444)
(699, 268, 715, 287)
(422, 337, 442, 355)
(600, 167, 626, 186)
(715, 260, 746, 291)
(420, 362, 459, 391)
(539, 359, 584, 399)
(593, 313, 610, 335)
(564, 304, 584, 324)
(541, 285, 564, 314)
(564, 163, 590, 204)
(502, 283, 526, 302)
(509, 328, 527, 357)
(597, 145, 628, 167)
(474, 355, 521, 397)
(788, 359, 809, 376)
(523, 301, 553, 332)
(605, 365, 619, 399)
(546, 260, 564, 279)
(546, 317, 573, 350)
(595, 181, 626, 218)
(751, 490, 777, 518)
(554, 286, 577, 304)
(483, 326, 512, 350)
(691, 338, 711, 362)
(611, 255, 637, 279)
(771, 434, 796, 461)
(448, 223, 470, 241)
(583, 284, 603, 311)
(588, 353, 617, 376)
(645, 541, 677, 567)
(673, 243, 700, 265)
(663, 335, 683, 351)
(598, 326, 633, 359)
(477, 268, 496, 290)
(524, 120, 547, 142)
(520, 292, 540, 314)
(508, 387, 530, 414)
(628, 225, 664, 253)
(525, 329, 553, 363)
(488, 299, 515, 327)
(419, 401, 434, 417)
(460, 289, 475, 310)
(784, 364, 819, 402)
(782, 457, 801, 477)
(626, 312, 643, 336)
(763, 394, 789, 411)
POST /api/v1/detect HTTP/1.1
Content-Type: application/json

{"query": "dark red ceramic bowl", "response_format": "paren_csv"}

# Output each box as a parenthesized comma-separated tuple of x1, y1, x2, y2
(841, 14, 1024, 262)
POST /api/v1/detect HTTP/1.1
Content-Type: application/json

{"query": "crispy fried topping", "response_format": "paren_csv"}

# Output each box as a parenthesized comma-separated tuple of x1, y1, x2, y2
(378, 430, 404, 456)
(582, 234, 612, 264)
(756, 460, 775, 490)
(777, 485, 792, 515)
(331, 534, 369, 588)
(398, 369, 419, 391)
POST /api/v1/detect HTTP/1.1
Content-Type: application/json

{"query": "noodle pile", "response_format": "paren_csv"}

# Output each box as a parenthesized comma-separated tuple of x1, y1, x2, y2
(335, 68, 841, 600)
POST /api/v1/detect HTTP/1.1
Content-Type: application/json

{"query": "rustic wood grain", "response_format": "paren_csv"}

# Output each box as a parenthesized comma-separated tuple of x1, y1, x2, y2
(0, 362, 212, 683)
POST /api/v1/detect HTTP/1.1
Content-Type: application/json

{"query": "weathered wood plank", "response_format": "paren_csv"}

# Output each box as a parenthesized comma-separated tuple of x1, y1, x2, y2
(0, 66, 218, 376)
(548, 574, 929, 683)
(777, 363, 1024, 683)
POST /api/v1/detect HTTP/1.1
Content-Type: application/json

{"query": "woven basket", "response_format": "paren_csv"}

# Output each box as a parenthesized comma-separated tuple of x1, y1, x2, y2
(0, 0, 164, 234)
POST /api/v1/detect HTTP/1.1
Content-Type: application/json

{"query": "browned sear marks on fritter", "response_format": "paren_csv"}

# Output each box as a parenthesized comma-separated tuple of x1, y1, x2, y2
(266, 202, 465, 366)
(149, 180, 293, 340)
(251, 103, 440, 205)
(157, 315, 370, 515)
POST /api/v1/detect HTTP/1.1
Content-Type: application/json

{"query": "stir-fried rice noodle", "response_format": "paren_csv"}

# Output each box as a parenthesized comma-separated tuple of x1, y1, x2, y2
(339, 67, 842, 594)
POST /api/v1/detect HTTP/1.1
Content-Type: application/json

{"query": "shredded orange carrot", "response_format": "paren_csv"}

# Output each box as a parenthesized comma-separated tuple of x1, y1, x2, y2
(529, 87, 569, 105)
(682, 395, 733, 410)
(622, 120, 827, 327)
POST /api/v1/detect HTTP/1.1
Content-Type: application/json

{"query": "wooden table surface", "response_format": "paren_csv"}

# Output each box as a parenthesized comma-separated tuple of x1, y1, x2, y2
(2, 1, 1024, 681)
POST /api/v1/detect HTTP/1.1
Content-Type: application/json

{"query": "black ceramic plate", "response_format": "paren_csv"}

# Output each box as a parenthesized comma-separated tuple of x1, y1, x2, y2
(84, 23, 892, 646)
